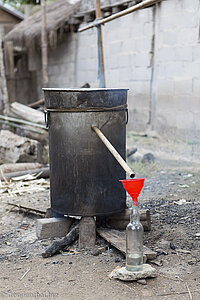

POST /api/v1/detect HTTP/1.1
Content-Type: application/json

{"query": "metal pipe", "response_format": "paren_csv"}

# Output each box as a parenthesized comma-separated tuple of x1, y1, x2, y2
(92, 125, 135, 178)
(78, 0, 161, 32)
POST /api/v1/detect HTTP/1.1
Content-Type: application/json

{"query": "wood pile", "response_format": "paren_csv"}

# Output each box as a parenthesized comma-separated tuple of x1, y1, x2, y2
(0, 175, 49, 197)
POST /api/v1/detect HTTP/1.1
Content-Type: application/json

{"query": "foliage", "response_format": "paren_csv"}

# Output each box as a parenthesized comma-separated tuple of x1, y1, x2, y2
(2, 0, 40, 5)
(2, 0, 58, 14)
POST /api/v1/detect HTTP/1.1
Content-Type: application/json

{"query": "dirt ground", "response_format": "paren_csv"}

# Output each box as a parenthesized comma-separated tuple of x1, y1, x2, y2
(0, 132, 200, 300)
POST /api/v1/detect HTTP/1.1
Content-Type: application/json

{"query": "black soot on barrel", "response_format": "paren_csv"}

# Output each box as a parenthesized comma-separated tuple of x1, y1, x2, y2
(43, 88, 128, 216)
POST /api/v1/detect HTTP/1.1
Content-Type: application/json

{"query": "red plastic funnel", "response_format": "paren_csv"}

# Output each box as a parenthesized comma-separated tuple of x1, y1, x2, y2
(120, 178, 145, 202)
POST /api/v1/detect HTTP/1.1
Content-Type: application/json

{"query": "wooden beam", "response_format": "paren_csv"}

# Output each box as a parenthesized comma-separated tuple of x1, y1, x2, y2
(97, 228, 157, 260)
(78, 0, 162, 32)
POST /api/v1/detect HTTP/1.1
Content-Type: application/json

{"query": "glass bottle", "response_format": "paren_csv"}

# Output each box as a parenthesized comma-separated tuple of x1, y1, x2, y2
(126, 197, 143, 271)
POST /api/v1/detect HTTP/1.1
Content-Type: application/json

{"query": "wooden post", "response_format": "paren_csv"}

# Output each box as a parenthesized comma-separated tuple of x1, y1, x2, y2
(0, 39, 9, 115)
(41, 0, 48, 88)
(79, 217, 96, 249)
(4, 41, 15, 104)
(96, 0, 106, 88)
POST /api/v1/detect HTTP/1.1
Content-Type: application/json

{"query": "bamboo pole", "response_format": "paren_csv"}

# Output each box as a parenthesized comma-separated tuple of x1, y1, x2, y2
(92, 126, 135, 178)
(41, 0, 48, 87)
(79, 0, 161, 32)
(0, 115, 46, 130)
(96, 0, 106, 87)
(0, 119, 45, 134)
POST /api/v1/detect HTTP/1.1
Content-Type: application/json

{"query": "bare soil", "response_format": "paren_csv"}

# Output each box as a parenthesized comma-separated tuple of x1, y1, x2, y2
(0, 133, 200, 300)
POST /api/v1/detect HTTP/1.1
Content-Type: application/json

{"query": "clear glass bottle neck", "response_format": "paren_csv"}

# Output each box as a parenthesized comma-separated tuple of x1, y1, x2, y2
(130, 200, 140, 223)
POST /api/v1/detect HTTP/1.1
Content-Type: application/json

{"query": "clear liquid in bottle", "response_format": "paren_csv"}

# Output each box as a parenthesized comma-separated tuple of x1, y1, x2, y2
(126, 253, 143, 271)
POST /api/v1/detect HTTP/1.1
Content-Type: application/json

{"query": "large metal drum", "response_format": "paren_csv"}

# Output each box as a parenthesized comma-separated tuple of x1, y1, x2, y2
(43, 88, 128, 216)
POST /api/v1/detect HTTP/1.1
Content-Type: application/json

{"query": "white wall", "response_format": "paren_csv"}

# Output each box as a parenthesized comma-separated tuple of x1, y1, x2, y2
(47, 0, 200, 142)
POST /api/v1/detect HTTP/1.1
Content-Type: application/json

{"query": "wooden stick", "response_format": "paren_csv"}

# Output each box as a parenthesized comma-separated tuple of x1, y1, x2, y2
(96, 0, 106, 87)
(5, 202, 46, 216)
(20, 268, 31, 281)
(157, 290, 200, 297)
(79, 0, 162, 32)
(0, 169, 9, 184)
(92, 126, 135, 178)
(28, 98, 44, 108)
(186, 282, 193, 300)
(42, 223, 79, 258)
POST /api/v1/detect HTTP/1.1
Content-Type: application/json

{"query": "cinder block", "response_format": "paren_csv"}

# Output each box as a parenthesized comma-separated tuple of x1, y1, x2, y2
(135, 38, 152, 52)
(182, 0, 199, 11)
(79, 217, 96, 249)
(174, 78, 193, 95)
(157, 47, 176, 62)
(162, 31, 178, 46)
(192, 45, 200, 61)
(36, 217, 73, 240)
(157, 79, 174, 95)
(134, 53, 151, 67)
(132, 67, 151, 81)
(177, 29, 197, 45)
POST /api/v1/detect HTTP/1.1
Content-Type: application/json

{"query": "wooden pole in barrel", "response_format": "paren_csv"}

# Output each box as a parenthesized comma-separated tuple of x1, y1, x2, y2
(92, 126, 135, 178)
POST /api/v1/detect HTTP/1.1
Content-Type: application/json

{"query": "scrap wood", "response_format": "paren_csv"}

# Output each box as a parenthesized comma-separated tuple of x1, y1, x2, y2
(97, 228, 156, 261)
(157, 290, 200, 297)
(186, 282, 193, 300)
(42, 223, 79, 258)
(20, 267, 31, 281)
(5, 202, 46, 216)
(0, 163, 44, 174)
(0, 176, 49, 197)
(107, 209, 151, 231)
(9, 102, 44, 124)
(0, 167, 49, 181)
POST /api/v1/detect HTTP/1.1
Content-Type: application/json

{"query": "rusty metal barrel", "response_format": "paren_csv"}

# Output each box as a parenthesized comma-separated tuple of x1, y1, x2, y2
(43, 88, 128, 216)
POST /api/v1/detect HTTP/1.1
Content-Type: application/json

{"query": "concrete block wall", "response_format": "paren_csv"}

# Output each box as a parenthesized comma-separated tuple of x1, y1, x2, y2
(154, 0, 200, 141)
(76, 7, 154, 131)
(44, 0, 200, 142)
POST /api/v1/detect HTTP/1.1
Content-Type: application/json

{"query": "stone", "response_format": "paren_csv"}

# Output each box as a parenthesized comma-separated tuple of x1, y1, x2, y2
(170, 242, 176, 250)
(36, 217, 73, 239)
(0, 130, 43, 164)
(137, 279, 147, 285)
(79, 217, 96, 249)
(141, 153, 155, 164)
(109, 264, 157, 281)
